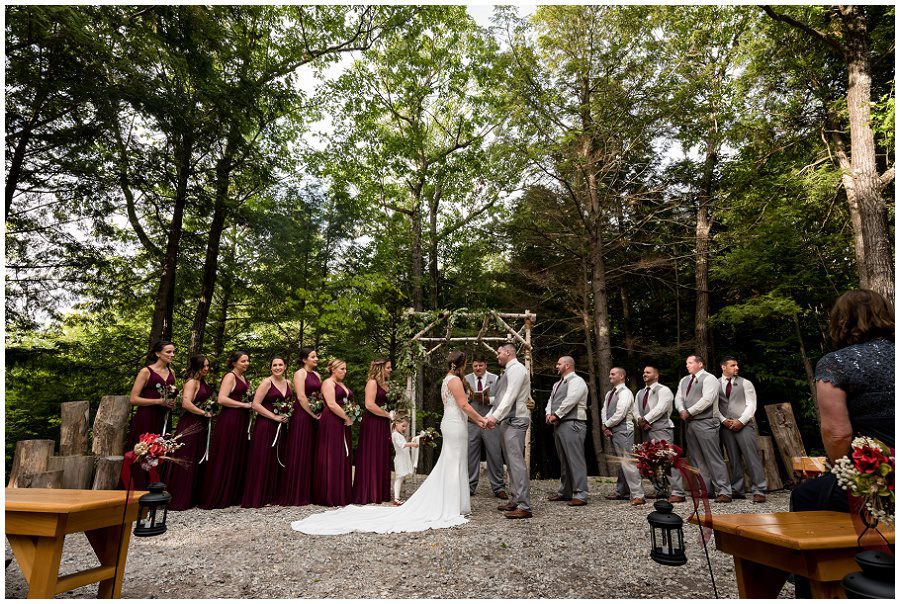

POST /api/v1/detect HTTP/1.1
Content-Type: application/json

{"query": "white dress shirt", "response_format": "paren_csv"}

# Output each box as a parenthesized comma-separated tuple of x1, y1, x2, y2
(487, 358, 530, 421)
(716, 375, 758, 426)
(674, 368, 718, 417)
(635, 382, 675, 427)
(544, 371, 588, 421)
(602, 383, 634, 430)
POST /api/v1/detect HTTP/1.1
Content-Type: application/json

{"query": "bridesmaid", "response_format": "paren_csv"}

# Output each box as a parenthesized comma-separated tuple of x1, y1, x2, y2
(165, 354, 214, 511)
(311, 359, 354, 507)
(242, 356, 291, 508)
(277, 347, 321, 506)
(199, 351, 252, 509)
(351, 357, 394, 504)
(127, 340, 176, 490)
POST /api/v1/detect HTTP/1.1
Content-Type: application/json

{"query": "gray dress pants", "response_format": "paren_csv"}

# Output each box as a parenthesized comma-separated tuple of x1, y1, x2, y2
(642, 426, 680, 496)
(554, 420, 588, 501)
(720, 421, 767, 495)
(680, 417, 731, 497)
(499, 416, 531, 512)
(611, 427, 644, 499)
(467, 401, 506, 495)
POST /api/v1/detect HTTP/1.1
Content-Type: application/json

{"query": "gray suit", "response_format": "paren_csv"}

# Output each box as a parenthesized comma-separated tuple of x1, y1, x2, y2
(635, 382, 679, 496)
(464, 371, 505, 495)
(673, 370, 731, 497)
(603, 384, 644, 499)
(718, 376, 766, 496)
(488, 359, 532, 512)
(546, 372, 589, 501)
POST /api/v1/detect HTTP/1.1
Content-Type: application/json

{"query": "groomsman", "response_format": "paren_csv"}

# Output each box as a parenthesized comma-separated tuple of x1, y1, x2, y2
(673, 354, 732, 503)
(464, 355, 507, 500)
(602, 367, 645, 505)
(486, 343, 533, 519)
(718, 356, 767, 503)
(544, 356, 589, 506)
(634, 366, 679, 499)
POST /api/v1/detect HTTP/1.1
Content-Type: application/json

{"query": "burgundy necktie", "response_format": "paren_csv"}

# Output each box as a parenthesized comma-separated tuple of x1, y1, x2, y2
(725, 378, 732, 399)
(477, 377, 483, 392)
(641, 388, 650, 414)
(685, 376, 696, 396)
(606, 388, 615, 412)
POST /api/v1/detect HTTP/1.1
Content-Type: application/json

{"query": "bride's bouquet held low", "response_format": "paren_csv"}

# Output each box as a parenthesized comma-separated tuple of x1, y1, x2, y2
(415, 427, 441, 448)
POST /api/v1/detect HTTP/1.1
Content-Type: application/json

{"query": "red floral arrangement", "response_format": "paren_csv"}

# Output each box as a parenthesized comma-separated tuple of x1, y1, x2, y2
(632, 439, 683, 481)
(132, 431, 192, 471)
(831, 436, 895, 525)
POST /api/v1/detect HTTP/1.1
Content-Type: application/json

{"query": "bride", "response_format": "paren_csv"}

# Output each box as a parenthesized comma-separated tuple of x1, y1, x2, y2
(291, 351, 489, 534)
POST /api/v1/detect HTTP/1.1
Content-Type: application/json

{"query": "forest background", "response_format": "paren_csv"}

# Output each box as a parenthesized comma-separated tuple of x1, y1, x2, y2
(4, 5, 895, 476)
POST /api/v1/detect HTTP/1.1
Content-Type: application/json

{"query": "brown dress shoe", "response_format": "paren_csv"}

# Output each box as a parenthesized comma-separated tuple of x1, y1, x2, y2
(547, 494, 568, 502)
(630, 498, 647, 506)
(714, 495, 733, 503)
(504, 508, 533, 519)
(667, 495, 686, 503)
(495, 490, 509, 500)
(752, 494, 767, 503)
(497, 502, 517, 511)
(568, 498, 587, 506)
(604, 494, 629, 500)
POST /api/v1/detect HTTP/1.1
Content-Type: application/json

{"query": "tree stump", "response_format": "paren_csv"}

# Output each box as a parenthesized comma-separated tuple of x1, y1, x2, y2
(59, 400, 91, 456)
(764, 403, 807, 482)
(47, 455, 95, 489)
(92, 395, 131, 456)
(93, 455, 125, 490)
(758, 435, 784, 491)
(7, 439, 55, 488)
(21, 470, 63, 489)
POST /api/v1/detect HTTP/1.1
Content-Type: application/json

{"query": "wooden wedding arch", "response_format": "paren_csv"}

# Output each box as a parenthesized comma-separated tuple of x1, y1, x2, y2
(402, 309, 538, 469)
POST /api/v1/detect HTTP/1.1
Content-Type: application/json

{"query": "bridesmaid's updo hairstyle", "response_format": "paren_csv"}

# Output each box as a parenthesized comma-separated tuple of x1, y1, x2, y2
(327, 358, 346, 375)
(227, 350, 249, 370)
(298, 347, 315, 366)
(186, 354, 208, 381)
(367, 357, 391, 389)
(146, 340, 174, 365)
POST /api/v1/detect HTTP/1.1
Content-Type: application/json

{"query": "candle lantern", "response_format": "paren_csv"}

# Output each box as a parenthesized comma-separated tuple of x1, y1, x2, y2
(647, 500, 687, 566)
(133, 482, 171, 537)
(842, 550, 894, 599)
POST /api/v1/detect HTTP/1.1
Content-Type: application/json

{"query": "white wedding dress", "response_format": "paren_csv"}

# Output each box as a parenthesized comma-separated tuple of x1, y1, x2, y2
(290, 375, 470, 534)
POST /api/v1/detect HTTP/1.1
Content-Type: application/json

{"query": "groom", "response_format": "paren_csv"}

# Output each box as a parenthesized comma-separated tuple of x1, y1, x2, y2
(485, 343, 533, 519)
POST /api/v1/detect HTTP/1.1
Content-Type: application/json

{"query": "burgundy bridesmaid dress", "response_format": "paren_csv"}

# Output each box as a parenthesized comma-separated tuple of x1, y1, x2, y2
(277, 371, 321, 506)
(311, 382, 353, 506)
(165, 380, 213, 511)
(242, 381, 292, 508)
(351, 383, 392, 504)
(199, 374, 251, 509)
(126, 366, 176, 490)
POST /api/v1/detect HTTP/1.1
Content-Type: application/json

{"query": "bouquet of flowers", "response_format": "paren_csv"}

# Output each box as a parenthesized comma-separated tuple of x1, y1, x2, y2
(831, 436, 894, 525)
(416, 427, 441, 448)
(632, 439, 683, 494)
(308, 391, 324, 415)
(198, 399, 219, 417)
(132, 431, 188, 472)
(155, 382, 180, 405)
(272, 397, 294, 422)
(341, 391, 362, 423)
(245, 389, 257, 440)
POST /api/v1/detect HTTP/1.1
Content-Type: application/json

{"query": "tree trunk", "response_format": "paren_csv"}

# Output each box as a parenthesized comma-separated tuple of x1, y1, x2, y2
(410, 199, 424, 312)
(428, 192, 440, 310)
(92, 456, 125, 490)
(620, 286, 637, 388)
(213, 228, 237, 361)
(580, 272, 608, 475)
(190, 140, 235, 356)
(149, 135, 194, 344)
(59, 400, 91, 456)
(840, 6, 894, 302)
(694, 136, 716, 362)
(5, 126, 32, 216)
(791, 312, 818, 418)
(24, 470, 63, 489)
(47, 455, 95, 489)
(7, 439, 55, 488)
(91, 395, 132, 457)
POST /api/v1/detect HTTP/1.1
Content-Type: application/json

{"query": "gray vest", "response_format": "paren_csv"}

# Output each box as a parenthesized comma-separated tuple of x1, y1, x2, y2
(549, 377, 574, 420)
(717, 377, 749, 421)
(636, 385, 668, 430)
(603, 386, 629, 432)
(680, 372, 712, 419)
(492, 371, 508, 414)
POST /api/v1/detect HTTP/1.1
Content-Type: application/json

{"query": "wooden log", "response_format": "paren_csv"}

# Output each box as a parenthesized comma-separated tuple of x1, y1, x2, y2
(59, 400, 91, 456)
(764, 403, 807, 482)
(758, 435, 784, 491)
(92, 455, 124, 490)
(92, 395, 132, 456)
(7, 439, 55, 488)
(20, 470, 63, 489)
(47, 455, 95, 489)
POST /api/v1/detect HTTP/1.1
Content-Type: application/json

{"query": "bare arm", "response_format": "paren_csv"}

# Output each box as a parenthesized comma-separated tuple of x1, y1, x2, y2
(817, 381, 853, 462)
(251, 378, 286, 422)
(129, 368, 161, 406)
(323, 380, 351, 422)
(364, 379, 392, 418)
(217, 373, 249, 408)
(448, 376, 486, 427)
(294, 369, 318, 419)
(180, 379, 208, 417)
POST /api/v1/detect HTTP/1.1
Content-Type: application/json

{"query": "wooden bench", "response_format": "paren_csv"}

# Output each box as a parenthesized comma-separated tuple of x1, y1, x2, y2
(6, 488, 145, 598)
(792, 456, 828, 480)
(692, 511, 895, 598)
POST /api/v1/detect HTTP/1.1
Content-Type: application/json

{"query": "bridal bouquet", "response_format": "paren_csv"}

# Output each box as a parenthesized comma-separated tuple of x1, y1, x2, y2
(307, 391, 324, 415)
(416, 427, 441, 448)
(831, 436, 894, 525)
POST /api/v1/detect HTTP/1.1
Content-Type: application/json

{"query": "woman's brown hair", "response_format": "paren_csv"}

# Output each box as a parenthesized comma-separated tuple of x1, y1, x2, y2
(828, 289, 894, 348)
(367, 357, 390, 389)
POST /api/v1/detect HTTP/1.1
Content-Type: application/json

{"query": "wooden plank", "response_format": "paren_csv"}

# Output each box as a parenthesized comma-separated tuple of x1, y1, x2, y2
(5, 511, 64, 537)
(6, 488, 144, 514)
(6, 535, 37, 581)
(758, 435, 784, 490)
(59, 401, 90, 456)
(732, 554, 791, 598)
(763, 403, 807, 482)
(55, 565, 117, 594)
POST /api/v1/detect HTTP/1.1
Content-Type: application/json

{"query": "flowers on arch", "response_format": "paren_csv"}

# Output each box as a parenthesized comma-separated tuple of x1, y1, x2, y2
(831, 436, 894, 524)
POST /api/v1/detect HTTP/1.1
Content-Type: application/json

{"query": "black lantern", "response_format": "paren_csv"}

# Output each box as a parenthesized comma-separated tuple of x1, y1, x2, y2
(133, 482, 171, 537)
(842, 550, 894, 599)
(647, 500, 687, 566)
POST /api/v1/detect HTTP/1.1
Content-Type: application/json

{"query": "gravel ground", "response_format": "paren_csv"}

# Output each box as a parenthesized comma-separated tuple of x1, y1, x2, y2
(6, 477, 795, 599)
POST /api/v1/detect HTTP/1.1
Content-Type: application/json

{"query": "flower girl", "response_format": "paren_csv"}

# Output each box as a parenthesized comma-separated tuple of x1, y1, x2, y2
(391, 418, 419, 504)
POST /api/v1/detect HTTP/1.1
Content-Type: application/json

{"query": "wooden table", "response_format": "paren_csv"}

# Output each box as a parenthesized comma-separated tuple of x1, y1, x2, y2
(693, 511, 895, 598)
(5, 488, 146, 599)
